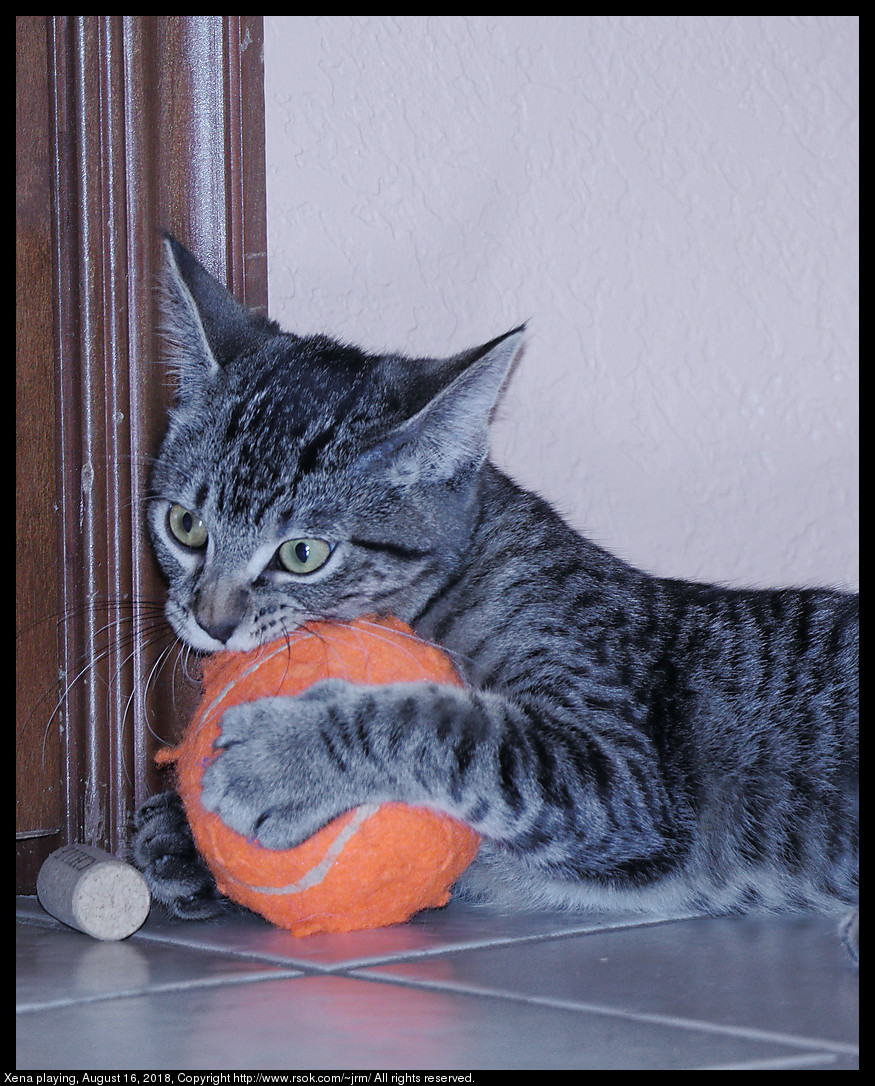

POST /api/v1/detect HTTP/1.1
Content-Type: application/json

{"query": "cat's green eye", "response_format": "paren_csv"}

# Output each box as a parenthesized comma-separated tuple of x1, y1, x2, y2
(276, 537, 333, 575)
(168, 503, 208, 549)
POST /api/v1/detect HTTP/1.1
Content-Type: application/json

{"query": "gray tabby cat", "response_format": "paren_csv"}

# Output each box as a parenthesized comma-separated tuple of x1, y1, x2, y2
(132, 236, 858, 958)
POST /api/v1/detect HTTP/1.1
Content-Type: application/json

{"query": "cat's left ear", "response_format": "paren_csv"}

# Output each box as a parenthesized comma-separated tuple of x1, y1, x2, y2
(160, 234, 277, 402)
(360, 325, 526, 483)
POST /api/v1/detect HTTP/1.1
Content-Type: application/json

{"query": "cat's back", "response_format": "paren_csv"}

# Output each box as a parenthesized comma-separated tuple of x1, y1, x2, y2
(655, 575, 858, 734)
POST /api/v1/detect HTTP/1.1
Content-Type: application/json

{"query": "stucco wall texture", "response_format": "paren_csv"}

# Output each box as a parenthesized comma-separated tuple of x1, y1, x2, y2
(263, 16, 858, 590)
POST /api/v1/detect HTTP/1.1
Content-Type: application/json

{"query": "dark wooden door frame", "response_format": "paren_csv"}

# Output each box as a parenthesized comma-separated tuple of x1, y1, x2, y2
(16, 16, 267, 890)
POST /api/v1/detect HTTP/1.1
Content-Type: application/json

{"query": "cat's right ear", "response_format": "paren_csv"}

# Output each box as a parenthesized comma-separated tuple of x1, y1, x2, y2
(160, 234, 275, 402)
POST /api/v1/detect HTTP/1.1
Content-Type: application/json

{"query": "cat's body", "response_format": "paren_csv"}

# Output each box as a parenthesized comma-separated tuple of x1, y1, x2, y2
(132, 237, 858, 954)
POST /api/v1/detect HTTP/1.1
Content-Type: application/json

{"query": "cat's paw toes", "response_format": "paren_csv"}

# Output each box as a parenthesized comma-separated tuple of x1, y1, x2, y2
(129, 791, 237, 920)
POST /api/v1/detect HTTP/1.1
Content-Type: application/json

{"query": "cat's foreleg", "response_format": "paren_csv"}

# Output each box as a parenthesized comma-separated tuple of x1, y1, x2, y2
(199, 678, 681, 881)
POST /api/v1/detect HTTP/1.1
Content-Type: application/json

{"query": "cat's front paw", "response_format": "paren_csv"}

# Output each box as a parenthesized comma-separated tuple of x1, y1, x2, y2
(200, 685, 370, 850)
(130, 791, 237, 919)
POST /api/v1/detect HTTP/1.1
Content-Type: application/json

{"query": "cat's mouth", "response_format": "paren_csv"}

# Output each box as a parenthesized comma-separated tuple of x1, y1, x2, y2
(166, 595, 331, 655)
(165, 599, 233, 653)
(166, 598, 277, 654)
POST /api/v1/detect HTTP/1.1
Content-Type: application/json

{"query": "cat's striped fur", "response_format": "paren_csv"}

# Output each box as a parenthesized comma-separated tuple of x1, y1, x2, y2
(132, 237, 858, 957)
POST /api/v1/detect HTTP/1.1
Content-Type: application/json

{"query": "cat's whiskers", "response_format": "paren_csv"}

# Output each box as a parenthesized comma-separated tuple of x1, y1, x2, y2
(121, 629, 187, 747)
(18, 598, 193, 772)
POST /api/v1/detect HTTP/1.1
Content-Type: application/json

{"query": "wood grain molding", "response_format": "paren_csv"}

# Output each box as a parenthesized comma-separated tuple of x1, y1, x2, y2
(16, 16, 266, 889)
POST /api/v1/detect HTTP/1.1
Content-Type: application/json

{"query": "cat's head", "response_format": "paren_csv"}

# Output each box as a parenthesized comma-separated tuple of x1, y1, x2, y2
(149, 235, 524, 651)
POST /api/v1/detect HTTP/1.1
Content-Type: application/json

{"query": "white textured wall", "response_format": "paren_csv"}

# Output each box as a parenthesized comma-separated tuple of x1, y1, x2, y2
(264, 16, 858, 590)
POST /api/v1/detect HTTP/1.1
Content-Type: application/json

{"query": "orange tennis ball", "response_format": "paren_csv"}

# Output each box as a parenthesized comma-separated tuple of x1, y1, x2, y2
(156, 616, 480, 935)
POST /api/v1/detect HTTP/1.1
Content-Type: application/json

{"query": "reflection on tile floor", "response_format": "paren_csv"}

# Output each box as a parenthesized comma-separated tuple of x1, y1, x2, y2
(16, 895, 858, 1071)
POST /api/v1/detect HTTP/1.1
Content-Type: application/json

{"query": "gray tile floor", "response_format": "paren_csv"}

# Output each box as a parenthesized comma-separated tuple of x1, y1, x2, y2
(17, 895, 858, 1071)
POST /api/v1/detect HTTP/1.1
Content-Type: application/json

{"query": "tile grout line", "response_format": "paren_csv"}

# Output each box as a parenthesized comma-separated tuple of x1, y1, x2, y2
(693, 1052, 840, 1070)
(16, 968, 307, 1015)
(119, 910, 708, 974)
(343, 969, 860, 1058)
(17, 904, 858, 1058)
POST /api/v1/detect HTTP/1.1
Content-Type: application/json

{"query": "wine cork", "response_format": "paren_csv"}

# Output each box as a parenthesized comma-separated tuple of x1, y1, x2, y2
(36, 843, 151, 941)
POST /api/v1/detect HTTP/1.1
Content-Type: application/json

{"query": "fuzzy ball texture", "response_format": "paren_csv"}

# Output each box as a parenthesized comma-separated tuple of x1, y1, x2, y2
(156, 616, 480, 935)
